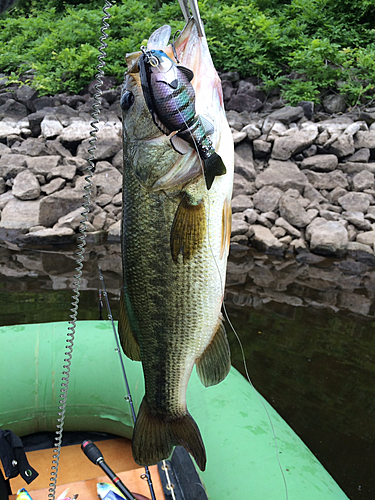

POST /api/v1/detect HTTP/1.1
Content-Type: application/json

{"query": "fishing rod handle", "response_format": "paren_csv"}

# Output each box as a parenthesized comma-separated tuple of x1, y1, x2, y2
(81, 440, 136, 500)
(81, 440, 103, 464)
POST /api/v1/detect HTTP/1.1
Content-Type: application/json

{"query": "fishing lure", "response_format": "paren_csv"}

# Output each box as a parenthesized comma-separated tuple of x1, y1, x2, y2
(137, 27, 226, 190)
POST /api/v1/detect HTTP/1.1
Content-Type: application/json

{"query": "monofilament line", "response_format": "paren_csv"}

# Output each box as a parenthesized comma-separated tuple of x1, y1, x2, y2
(177, 105, 289, 500)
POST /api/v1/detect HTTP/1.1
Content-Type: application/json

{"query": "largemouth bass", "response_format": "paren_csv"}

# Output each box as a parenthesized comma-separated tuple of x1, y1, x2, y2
(119, 19, 234, 472)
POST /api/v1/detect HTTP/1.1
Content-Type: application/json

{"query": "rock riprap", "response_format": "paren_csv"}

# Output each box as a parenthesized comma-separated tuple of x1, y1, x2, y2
(0, 78, 375, 260)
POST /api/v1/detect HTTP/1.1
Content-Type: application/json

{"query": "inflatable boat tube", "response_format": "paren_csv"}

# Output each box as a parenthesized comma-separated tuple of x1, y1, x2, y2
(0, 321, 348, 500)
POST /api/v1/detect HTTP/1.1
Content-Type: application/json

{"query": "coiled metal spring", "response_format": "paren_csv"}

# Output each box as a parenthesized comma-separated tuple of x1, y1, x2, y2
(47, 2, 113, 498)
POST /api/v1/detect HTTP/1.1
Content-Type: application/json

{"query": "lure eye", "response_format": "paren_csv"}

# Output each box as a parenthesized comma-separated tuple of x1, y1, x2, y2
(149, 55, 159, 67)
(120, 91, 135, 111)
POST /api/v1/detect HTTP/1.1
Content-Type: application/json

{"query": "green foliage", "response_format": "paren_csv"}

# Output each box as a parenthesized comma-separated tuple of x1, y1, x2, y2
(0, 0, 374, 104)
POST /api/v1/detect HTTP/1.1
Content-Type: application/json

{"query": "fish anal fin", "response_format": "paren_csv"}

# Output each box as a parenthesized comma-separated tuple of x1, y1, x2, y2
(118, 289, 141, 361)
(170, 196, 206, 264)
(177, 65, 194, 82)
(132, 398, 206, 471)
(204, 151, 226, 190)
(196, 316, 231, 387)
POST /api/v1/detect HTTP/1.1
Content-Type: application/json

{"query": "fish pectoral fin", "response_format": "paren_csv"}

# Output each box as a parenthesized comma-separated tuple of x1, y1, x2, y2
(196, 316, 231, 387)
(204, 151, 226, 190)
(132, 398, 206, 471)
(118, 289, 141, 361)
(170, 196, 206, 264)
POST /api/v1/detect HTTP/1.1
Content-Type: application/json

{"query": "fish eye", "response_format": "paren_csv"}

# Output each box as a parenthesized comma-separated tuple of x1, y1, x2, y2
(120, 91, 135, 111)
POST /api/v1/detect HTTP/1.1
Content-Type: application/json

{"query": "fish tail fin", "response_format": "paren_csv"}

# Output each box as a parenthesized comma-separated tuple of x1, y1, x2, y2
(203, 152, 226, 190)
(132, 398, 207, 471)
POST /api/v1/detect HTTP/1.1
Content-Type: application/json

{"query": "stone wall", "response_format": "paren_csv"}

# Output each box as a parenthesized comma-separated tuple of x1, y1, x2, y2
(1, 79, 375, 262)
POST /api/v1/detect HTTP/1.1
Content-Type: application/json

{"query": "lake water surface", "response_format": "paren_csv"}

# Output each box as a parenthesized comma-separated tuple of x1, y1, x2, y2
(0, 242, 374, 500)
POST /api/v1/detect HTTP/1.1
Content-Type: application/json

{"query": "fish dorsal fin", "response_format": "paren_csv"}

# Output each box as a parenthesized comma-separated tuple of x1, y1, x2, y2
(170, 196, 206, 264)
(118, 289, 141, 361)
(195, 315, 231, 387)
(177, 65, 194, 82)
(198, 115, 215, 136)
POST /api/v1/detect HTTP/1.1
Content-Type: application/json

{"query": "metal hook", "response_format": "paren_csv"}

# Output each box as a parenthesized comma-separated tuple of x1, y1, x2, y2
(178, 0, 205, 37)
(172, 30, 181, 63)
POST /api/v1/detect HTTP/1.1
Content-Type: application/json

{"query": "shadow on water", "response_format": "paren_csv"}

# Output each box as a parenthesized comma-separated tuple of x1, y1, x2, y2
(0, 242, 374, 499)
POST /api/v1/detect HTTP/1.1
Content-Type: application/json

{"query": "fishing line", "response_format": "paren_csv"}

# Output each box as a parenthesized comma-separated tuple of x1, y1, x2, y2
(48, 2, 112, 499)
(176, 73, 289, 500)
(98, 267, 157, 500)
(161, 461, 177, 500)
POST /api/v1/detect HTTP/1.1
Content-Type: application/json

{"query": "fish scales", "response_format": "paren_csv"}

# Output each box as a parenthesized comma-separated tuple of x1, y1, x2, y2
(119, 20, 234, 471)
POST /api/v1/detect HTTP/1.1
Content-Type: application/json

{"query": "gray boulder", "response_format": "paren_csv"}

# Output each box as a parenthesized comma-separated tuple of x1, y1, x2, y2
(0, 198, 40, 229)
(249, 224, 286, 254)
(279, 191, 311, 227)
(46, 164, 76, 181)
(26, 155, 62, 176)
(267, 106, 304, 124)
(41, 114, 64, 139)
(0, 99, 28, 120)
(252, 185, 283, 213)
(322, 94, 346, 114)
(242, 123, 261, 141)
(91, 162, 122, 197)
(328, 133, 355, 158)
(343, 211, 372, 231)
(0, 121, 21, 139)
(354, 130, 375, 149)
(352, 170, 374, 191)
(271, 127, 318, 160)
(226, 94, 263, 113)
(339, 162, 375, 175)
(232, 194, 253, 213)
(356, 231, 375, 247)
(12, 138, 48, 157)
(39, 188, 85, 227)
(255, 159, 308, 193)
(304, 170, 348, 190)
(252, 139, 272, 158)
(59, 119, 91, 146)
(12, 170, 40, 200)
(307, 218, 348, 255)
(300, 154, 338, 172)
(41, 177, 66, 195)
(348, 148, 370, 163)
(234, 152, 256, 181)
(338, 192, 372, 212)
(0, 154, 27, 179)
(18, 227, 75, 245)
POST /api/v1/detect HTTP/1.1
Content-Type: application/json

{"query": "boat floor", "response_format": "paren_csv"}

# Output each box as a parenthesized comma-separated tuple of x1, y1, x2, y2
(7, 438, 165, 499)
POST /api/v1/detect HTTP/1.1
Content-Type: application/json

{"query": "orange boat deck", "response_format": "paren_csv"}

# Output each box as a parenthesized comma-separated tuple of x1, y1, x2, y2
(5, 438, 165, 500)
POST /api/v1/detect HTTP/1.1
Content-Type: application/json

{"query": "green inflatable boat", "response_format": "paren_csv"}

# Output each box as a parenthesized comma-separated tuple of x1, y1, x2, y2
(0, 321, 348, 500)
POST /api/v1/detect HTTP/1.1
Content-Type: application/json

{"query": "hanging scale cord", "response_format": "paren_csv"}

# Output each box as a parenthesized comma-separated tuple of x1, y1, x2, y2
(47, 2, 113, 498)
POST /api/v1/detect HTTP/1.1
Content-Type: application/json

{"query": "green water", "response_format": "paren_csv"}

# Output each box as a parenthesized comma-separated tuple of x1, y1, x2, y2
(0, 243, 374, 499)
